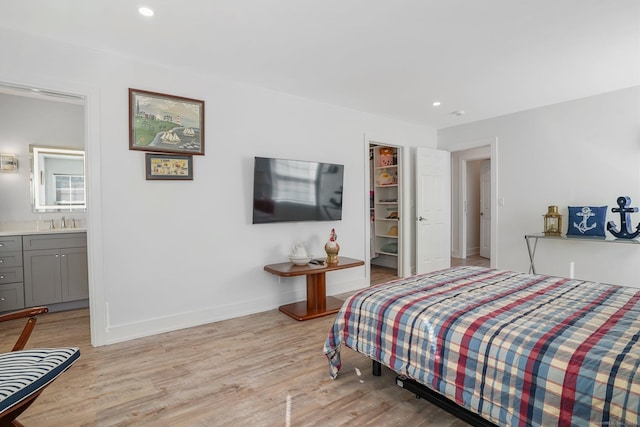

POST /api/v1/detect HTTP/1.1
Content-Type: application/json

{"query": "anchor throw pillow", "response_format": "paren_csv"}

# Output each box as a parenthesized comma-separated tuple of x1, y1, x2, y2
(567, 206, 607, 237)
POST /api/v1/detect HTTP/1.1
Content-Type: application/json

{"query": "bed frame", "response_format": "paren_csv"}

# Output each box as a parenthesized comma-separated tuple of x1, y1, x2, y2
(372, 361, 498, 427)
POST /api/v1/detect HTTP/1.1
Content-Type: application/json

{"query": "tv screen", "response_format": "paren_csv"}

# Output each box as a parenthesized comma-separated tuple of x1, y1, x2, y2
(252, 157, 344, 224)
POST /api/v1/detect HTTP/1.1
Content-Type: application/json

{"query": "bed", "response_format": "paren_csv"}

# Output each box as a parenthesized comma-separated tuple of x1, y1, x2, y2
(323, 266, 640, 426)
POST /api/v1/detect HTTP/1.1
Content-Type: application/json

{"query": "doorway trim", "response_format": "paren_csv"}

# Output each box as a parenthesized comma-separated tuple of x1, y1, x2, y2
(362, 136, 372, 285)
(0, 77, 106, 346)
(363, 134, 407, 279)
(459, 153, 489, 259)
(449, 137, 498, 268)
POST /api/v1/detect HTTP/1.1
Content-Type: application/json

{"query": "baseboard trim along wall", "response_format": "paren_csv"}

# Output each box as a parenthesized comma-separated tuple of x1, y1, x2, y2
(103, 277, 367, 345)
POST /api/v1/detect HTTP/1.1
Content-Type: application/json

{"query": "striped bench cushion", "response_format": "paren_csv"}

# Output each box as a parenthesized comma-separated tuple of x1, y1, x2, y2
(0, 347, 80, 413)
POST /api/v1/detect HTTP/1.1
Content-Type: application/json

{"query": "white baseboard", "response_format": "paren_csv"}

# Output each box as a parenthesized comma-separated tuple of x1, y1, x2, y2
(104, 277, 368, 345)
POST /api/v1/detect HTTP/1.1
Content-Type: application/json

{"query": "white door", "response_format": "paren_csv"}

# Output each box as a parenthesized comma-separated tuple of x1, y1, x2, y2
(415, 147, 451, 274)
(480, 159, 491, 259)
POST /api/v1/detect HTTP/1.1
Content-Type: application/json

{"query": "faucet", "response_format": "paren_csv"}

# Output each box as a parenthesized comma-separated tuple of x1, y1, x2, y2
(61, 216, 66, 229)
(49, 219, 55, 229)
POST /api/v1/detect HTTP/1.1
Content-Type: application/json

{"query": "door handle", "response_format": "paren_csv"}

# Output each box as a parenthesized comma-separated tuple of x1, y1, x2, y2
(418, 216, 427, 221)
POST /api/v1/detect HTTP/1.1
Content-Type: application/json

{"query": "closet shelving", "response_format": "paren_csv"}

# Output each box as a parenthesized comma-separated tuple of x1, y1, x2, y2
(371, 145, 400, 269)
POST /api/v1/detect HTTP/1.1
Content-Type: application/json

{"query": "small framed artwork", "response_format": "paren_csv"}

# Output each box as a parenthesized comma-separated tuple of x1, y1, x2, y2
(0, 154, 17, 172)
(145, 153, 193, 180)
(129, 88, 205, 155)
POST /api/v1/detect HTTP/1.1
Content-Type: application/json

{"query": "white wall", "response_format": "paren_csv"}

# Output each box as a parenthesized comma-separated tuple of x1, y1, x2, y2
(0, 28, 437, 345)
(439, 86, 640, 287)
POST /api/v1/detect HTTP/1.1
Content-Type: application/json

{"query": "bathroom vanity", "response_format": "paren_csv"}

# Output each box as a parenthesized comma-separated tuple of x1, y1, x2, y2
(0, 229, 88, 313)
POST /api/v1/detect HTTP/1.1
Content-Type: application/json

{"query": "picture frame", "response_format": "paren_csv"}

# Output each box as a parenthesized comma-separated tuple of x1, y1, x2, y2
(145, 153, 193, 180)
(129, 88, 205, 155)
(0, 154, 18, 172)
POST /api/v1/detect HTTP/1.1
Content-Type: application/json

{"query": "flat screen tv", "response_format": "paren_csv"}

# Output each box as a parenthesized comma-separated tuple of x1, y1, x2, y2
(252, 157, 344, 224)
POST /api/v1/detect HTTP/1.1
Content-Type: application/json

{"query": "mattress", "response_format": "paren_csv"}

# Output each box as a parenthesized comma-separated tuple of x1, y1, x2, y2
(323, 266, 640, 426)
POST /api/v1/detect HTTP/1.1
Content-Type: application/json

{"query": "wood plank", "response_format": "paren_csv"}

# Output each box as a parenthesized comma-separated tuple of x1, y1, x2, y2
(0, 304, 470, 426)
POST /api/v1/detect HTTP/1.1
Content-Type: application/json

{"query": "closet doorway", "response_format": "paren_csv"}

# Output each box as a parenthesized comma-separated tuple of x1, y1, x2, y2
(368, 142, 402, 285)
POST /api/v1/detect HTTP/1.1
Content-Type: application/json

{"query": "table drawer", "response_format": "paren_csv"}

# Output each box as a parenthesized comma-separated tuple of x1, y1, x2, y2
(0, 282, 25, 312)
(0, 267, 23, 285)
(0, 236, 21, 253)
(0, 252, 22, 268)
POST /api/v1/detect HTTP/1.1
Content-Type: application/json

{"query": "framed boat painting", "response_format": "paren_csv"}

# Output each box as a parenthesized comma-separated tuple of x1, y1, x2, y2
(129, 88, 205, 155)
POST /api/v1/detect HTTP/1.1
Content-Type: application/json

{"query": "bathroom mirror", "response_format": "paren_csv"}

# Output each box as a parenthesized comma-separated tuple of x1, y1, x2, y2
(31, 145, 86, 212)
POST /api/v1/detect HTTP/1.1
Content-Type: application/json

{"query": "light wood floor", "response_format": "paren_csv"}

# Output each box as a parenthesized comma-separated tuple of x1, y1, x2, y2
(2, 310, 472, 427)
(1, 259, 489, 426)
(371, 255, 490, 285)
(449, 254, 490, 269)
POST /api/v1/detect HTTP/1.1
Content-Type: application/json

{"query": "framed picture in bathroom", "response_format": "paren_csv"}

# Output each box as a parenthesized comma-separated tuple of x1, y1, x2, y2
(145, 153, 193, 180)
(0, 154, 17, 172)
(129, 88, 205, 155)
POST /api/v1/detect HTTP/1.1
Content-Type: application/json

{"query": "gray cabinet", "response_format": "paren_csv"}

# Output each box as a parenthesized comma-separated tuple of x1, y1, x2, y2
(23, 233, 88, 307)
(0, 236, 25, 312)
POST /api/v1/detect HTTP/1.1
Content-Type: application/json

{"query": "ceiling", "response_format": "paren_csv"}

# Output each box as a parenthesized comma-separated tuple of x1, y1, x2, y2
(1, 0, 638, 129)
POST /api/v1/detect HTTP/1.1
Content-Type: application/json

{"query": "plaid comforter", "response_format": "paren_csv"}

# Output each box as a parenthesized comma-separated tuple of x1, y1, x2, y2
(323, 266, 640, 427)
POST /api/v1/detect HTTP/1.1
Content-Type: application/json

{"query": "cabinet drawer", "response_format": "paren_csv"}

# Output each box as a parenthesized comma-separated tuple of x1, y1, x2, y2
(0, 282, 25, 312)
(0, 251, 22, 268)
(0, 236, 22, 253)
(0, 267, 23, 284)
(23, 233, 87, 251)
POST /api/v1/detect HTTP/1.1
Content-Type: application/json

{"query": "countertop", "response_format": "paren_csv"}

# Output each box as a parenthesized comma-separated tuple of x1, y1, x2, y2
(0, 222, 86, 237)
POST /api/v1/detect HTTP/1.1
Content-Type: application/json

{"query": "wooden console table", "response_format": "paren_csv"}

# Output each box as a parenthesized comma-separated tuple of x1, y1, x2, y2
(264, 257, 364, 321)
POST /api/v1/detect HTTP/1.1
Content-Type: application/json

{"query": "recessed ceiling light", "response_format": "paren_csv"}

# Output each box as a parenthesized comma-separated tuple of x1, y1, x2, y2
(432, 101, 441, 107)
(138, 7, 154, 17)
(450, 110, 465, 116)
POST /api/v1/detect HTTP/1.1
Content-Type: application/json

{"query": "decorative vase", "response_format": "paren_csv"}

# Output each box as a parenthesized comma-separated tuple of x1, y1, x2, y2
(324, 228, 340, 264)
(290, 241, 308, 257)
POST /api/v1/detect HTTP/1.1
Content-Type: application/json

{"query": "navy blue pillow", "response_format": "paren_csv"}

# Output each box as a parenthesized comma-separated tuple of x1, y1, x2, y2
(566, 206, 607, 237)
